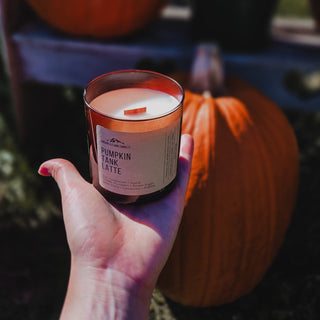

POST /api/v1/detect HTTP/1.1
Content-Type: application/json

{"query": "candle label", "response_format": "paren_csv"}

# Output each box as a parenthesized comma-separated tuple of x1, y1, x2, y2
(96, 119, 181, 196)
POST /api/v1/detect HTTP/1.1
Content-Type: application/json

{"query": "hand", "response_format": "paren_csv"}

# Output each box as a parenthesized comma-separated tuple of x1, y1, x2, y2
(38, 134, 193, 320)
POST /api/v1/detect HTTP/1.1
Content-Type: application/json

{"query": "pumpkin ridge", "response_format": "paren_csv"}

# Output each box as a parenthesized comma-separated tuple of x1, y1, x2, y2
(219, 95, 292, 298)
(198, 94, 217, 305)
(249, 105, 297, 258)
(227, 78, 299, 256)
(80, 0, 88, 35)
(183, 91, 211, 203)
(158, 91, 215, 305)
(214, 97, 249, 301)
(195, 97, 247, 305)
(123, 0, 137, 35)
(211, 98, 250, 303)
(189, 95, 216, 305)
(88, 0, 104, 35)
(221, 86, 297, 297)
(236, 115, 276, 297)
(215, 97, 253, 139)
(181, 91, 203, 136)
(250, 115, 294, 282)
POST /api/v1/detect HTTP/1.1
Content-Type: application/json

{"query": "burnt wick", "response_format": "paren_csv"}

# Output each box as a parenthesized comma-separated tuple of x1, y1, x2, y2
(124, 107, 147, 115)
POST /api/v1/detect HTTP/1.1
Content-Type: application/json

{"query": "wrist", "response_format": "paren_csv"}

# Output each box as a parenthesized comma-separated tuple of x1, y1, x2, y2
(60, 260, 153, 320)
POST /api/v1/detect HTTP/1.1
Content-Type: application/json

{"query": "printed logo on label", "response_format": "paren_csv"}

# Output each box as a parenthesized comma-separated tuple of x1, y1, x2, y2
(102, 138, 130, 149)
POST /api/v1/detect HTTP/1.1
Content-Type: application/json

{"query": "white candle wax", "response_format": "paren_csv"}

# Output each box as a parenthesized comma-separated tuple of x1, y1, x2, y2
(90, 88, 179, 120)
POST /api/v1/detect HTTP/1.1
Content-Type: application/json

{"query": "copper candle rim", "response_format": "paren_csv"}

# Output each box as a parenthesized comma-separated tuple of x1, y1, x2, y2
(83, 69, 184, 123)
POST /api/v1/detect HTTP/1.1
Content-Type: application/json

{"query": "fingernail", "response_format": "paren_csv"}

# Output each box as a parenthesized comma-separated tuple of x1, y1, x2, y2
(38, 165, 51, 176)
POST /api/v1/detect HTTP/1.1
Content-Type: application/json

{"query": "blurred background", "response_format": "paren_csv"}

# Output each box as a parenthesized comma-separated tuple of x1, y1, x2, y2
(1, 0, 320, 319)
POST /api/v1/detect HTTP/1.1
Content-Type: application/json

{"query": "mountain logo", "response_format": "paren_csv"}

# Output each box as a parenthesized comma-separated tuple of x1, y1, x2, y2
(103, 137, 130, 149)
(109, 138, 124, 145)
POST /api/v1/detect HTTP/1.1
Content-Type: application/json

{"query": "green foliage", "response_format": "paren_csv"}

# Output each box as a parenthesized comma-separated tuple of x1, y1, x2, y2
(0, 113, 60, 228)
(276, 0, 311, 18)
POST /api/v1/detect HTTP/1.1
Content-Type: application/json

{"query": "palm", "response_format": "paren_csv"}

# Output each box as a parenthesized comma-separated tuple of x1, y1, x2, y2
(60, 169, 186, 290)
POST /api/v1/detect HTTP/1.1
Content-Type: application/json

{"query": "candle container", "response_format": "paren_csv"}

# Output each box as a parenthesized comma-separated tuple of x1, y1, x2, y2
(84, 70, 184, 204)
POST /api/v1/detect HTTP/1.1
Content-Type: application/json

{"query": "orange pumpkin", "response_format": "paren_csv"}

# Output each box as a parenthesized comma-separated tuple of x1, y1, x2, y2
(26, 0, 168, 38)
(157, 49, 299, 306)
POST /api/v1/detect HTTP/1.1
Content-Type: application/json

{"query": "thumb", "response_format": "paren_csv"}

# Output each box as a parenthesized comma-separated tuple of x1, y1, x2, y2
(38, 158, 89, 197)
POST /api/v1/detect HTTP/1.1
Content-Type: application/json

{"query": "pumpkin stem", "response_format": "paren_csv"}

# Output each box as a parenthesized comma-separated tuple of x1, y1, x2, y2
(188, 43, 225, 97)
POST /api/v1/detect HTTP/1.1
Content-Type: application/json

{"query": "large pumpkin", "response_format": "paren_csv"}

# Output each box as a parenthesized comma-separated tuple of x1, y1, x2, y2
(157, 52, 299, 306)
(26, 0, 168, 38)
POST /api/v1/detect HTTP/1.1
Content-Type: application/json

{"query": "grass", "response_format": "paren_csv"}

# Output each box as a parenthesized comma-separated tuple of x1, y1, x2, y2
(276, 0, 311, 18)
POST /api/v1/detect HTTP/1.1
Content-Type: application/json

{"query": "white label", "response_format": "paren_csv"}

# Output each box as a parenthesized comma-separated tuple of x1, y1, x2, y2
(96, 119, 181, 196)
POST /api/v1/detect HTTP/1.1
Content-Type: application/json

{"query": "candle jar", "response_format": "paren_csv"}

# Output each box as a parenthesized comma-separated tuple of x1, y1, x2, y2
(84, 70, 184, 204)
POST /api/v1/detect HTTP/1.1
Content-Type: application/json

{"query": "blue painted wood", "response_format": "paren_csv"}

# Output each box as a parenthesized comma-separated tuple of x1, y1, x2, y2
(10, 14, 320, 111)
(12, 17, 195, 87)
(224, 42, 320, 111)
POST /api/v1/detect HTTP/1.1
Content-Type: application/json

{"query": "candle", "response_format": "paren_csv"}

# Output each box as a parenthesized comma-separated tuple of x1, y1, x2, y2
(90, 88, 179, 120)
(84, 70, 184, 204)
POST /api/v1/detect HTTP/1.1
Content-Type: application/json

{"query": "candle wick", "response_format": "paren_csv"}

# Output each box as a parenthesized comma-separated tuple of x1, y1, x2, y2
(124, 107, 147, 115)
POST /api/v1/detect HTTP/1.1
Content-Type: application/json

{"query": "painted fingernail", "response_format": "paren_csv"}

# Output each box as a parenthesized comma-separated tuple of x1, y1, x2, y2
(38, 166, 51, 176)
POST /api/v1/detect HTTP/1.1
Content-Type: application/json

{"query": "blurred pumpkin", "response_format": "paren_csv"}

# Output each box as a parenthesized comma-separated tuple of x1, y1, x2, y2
(26, 0, 168, 38)
(157, 44, 300, 307)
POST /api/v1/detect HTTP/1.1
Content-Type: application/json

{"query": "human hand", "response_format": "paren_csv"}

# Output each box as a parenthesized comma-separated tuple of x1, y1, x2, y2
(38, 134, 193, 320)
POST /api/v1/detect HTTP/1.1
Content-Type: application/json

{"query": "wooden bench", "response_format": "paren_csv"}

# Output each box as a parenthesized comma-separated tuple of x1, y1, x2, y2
(1, 0, 320, 142)
(0, 0, 196, 141)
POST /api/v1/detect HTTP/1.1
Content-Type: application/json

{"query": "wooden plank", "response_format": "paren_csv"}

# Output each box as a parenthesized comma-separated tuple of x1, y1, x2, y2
(271, 17, 320, 48)
(11, 17, 195, 87)
(224, 41, 320, 111)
